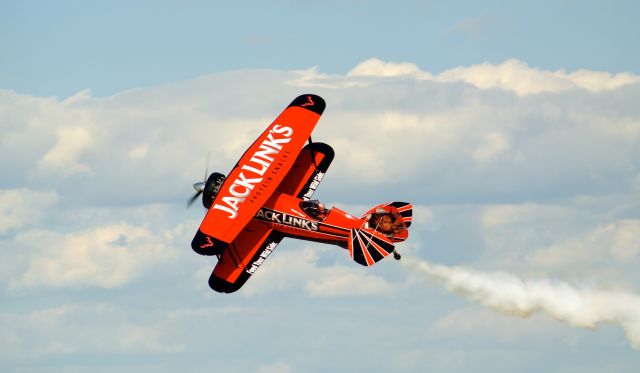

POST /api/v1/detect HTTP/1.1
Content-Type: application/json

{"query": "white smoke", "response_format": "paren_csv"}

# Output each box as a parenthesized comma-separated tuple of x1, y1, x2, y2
(403, 258, 640, 350)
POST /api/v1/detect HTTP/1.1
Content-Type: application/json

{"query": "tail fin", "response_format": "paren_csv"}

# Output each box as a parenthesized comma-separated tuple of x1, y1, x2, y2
(348, 202, 413, 266)
(361, 202, 412, 243)
(387, 202, 413, 228)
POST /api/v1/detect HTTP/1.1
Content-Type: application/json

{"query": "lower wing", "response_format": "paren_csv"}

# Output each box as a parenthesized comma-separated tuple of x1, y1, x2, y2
(208, 220, 283, 293)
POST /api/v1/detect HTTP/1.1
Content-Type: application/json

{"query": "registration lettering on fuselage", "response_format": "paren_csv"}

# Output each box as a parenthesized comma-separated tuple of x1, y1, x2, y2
(255, 208, 319, 231)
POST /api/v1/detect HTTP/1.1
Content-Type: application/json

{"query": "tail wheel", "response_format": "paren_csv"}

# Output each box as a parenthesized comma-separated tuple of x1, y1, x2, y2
(203, 172, 226, 209)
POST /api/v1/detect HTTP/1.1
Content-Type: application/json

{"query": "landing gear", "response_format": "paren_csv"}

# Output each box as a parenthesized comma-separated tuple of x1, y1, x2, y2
(393, 250, 401, 260)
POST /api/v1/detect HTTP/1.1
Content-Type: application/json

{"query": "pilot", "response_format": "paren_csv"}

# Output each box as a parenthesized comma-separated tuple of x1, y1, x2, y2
(300, 200, 328, 220)
(375, 214, 395, 233)
(368, 206, 406, 237)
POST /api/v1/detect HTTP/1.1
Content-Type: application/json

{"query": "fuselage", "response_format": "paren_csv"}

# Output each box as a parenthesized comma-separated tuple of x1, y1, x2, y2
(253, 192, 364, 246)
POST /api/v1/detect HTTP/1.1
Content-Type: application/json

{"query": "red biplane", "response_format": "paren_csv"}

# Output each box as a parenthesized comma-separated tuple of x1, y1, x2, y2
(189, 95, 412, 293)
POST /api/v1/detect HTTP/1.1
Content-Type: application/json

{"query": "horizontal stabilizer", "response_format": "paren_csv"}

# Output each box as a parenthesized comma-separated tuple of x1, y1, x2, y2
(348, 228, 395, 266)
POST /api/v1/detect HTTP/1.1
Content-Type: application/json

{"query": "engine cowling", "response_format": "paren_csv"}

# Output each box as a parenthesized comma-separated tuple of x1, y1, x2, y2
(202, 172, 226, 209)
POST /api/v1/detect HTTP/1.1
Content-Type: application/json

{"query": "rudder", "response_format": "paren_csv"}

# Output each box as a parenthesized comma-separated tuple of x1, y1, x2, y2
(361, 202, 412, 243)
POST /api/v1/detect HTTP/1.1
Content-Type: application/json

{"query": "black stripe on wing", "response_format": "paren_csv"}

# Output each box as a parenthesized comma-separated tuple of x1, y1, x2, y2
(288, 94, 326, 115)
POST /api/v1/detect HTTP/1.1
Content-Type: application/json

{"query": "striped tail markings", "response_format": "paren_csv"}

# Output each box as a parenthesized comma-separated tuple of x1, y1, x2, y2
(387, 201, 413, 227)
(349, 228, 395, 267)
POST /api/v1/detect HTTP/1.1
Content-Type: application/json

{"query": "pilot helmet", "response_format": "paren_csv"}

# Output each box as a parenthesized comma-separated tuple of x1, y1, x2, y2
(300, 200, 326, 219)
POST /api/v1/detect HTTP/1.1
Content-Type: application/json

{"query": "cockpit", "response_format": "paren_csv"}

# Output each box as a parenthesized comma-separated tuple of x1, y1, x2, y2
(366, 207, 408, 238)
(299, 200, 329, 221)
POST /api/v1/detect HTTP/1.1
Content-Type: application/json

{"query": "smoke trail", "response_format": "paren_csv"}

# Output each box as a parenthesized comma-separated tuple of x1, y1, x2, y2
(403, 258, 640, 350)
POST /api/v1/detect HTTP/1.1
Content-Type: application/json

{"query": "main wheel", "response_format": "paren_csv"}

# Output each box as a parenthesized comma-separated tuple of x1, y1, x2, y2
(203, 172, 226, 209)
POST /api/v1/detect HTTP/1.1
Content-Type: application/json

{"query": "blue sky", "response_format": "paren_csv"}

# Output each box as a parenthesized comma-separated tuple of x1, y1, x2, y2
(2, 0, 639, 97)
(2, 1, 640, 372)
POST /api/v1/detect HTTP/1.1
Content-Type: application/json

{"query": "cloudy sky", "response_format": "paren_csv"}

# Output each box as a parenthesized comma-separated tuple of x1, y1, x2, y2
(2, 1, 640, 372)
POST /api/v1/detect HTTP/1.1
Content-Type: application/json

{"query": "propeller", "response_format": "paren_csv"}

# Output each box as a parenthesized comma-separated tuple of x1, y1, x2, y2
(187, 153, 209, 208)
(308, 136, 318, 168)
(187, 183, 205, 208)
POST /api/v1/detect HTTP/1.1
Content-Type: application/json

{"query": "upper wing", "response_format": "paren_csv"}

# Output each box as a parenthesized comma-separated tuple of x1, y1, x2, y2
(208, 219, 283, 293)
(208, 139, 333, 293)
(198, 95, 325, 244)
(276, 142, 334, 199)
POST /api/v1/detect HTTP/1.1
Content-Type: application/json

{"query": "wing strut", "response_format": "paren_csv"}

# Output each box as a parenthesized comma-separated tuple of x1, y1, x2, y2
(228, 243, 241, 268)
(308, 137, 318, 168)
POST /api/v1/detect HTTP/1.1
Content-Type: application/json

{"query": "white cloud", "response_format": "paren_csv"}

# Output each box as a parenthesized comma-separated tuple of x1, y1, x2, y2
(9, 222, 177, 290)
(6, 59, 638, 287)
(470, 131, 510, 164)
(127, 143, 149, 160)
(0, 188, 58, 235)
(437, 59, 577, 95)
(476, 197, 640, 284)
(289, 66, 368, 89)
(435, 59, 640, 95)
(306, 270, 394, 297)
(2, 58, 639, 371)
(430, 307, 567, 342)
(3, 59, 638, 208)
(0, 303, 185, 360)
(564, 69, 640, 92)
(61, 89, 93, 105)
(240, 246, 395, 297)
(257, 362, 292, 373)
(348, 58, 432, 79)
(1, 59, 638, 295)
(481, 203, 568, 230)
(528, 219, 640, 267)
(325, 58, 640, 96)
(38, 126, 94, 177)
